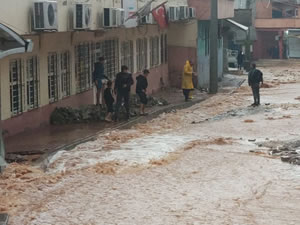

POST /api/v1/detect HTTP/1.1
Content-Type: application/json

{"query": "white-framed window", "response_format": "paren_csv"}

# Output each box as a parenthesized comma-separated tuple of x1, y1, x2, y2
(60, 51, 71, 97)
(26, 56, 39, 109)
(75, 42, 92, 93)
(48, 52, 59, 102)
(136, 38, 148, 72)
(150, 36, 159, 67)
(10, 59, 24, 115)
(92, 39, 119, 80)
(121, 40, 134, 73)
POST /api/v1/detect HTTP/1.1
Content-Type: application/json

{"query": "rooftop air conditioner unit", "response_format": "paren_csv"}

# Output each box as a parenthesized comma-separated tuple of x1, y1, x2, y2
(178, 6, 188, 20)
(103, 8, 117, 28)
(116, 8, 125, 26)
(168, 6, 179, 21)
(73, 3, 92, 29)
(33, 1, 58, 30)
(189, 7, 196, 18)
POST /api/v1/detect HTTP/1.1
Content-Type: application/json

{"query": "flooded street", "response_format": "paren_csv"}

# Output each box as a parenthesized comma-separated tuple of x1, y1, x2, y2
(1, 67, 300, 224)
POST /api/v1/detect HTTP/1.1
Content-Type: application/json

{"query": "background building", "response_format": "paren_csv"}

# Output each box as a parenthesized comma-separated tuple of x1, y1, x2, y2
(0, 0, 235, 136)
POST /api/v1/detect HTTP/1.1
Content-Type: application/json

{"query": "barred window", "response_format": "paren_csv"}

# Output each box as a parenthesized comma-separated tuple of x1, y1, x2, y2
(10, 59, 24, 115)
(48, 53, 59, 102)
(75, 43, 92, 93)
(121, 40, 134, 73)
(150, 36, 160, 67)
(60, 51, 71, 97)
(26, 56, 39, 109)
(136, 38, 148, 72)
(93, 39, 119, 80)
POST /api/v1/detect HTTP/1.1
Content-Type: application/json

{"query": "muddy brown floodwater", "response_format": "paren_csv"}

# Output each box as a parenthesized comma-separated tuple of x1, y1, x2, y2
(1, 67, 300, 225)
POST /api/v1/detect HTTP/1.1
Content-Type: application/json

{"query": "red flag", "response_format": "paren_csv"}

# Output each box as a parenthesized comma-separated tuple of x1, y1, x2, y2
(151, 4, 168, 29)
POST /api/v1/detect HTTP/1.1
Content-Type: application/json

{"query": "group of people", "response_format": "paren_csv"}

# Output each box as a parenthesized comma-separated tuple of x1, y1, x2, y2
(93, 57, 149, 122)
(181, 59, 264, 107)
(94, 56, 264, 123)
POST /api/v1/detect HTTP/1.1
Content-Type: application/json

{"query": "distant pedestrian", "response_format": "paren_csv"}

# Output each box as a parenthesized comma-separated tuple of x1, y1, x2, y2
(248, 63, 263, 106)
(182, 60, 194, 102)
(237, 51, 244, 70)
(113, 65, 134, 121)
(136, 69, 149, 116)
(93, 57, 109, 106)
(104, 80, 114, 122)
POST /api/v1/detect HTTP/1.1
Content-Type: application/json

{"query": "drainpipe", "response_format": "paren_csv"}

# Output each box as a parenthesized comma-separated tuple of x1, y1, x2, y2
(278, 30, 284, 59)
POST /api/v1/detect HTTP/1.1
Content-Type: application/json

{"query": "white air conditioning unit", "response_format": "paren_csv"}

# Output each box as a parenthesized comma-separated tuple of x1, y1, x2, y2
(189, 7, 196, 18)
(73, 3, 92, 29)
(168, 6, 179, 21)
(33, 1, 58, 30)
(116, 8, 125, 26)
(140, 13, 156, 25)
(178, 6, 188, 20)
(103, 8, 117, 28)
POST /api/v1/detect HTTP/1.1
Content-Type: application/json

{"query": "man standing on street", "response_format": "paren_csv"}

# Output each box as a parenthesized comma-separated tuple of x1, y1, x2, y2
(248, 63, 263, 106)
(113, 65, 134, 121)
(93, 57, 108, 106)
(136, 69, 149, 116)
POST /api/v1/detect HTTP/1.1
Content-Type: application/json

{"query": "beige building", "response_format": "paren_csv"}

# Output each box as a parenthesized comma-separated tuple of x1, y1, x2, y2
(0, 0, 195, 136)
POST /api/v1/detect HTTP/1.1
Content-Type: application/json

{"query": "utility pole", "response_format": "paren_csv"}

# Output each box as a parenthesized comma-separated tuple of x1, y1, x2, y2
(209, 0, 218, 94)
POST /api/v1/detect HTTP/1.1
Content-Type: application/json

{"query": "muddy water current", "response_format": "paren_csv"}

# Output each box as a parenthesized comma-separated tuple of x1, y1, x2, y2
(2, 67, 300, 224)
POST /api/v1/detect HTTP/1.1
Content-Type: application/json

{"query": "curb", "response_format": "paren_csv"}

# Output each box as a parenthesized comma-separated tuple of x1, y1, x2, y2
(35, 96, 208, 166)
(35, 78, 245, 167)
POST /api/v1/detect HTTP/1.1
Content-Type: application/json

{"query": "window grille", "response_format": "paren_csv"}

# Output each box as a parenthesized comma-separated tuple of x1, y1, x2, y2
(60, 51, 71, 97)
(75, 42, 92, 93)
(48, 53, 59, 102)
(150, 36, 159, 67)
(26, 56, 39, 109)
(92, 39, 119, 80)
(121, 40, 134, 73)
(136, 38, 148, 72)
(10, 59, 24, 115)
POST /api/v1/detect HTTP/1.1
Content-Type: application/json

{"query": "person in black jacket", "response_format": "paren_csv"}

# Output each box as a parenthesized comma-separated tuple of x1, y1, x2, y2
(104, 80, 114, 122)
(237, 51, 244, 70)
(113, 65, 134, 121)
(248, 63, 263, 106)
(136, 69, 149, 116)
(93, 57, 109, 106)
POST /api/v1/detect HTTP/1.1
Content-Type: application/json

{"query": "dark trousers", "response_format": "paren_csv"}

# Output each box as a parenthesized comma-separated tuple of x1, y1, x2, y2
(238, 63, 243, 70)
(114, 91, 130, 119)
(251, 83, 260, 105)
(183, 89, 190, 101)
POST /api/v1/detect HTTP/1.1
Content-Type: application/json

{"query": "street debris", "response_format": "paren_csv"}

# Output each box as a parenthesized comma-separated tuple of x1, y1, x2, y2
(50, 95, 169, 125)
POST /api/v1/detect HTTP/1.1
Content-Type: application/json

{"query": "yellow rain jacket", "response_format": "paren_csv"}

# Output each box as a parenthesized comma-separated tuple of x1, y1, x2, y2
(182, 61, 194, 90)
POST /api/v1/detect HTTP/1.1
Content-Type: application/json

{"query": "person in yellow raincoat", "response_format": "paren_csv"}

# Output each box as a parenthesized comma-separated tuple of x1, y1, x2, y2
(182, 60, 194, 101)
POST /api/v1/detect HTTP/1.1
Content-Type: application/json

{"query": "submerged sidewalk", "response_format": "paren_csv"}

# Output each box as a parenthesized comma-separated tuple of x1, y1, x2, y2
(4, 74, 245, 160)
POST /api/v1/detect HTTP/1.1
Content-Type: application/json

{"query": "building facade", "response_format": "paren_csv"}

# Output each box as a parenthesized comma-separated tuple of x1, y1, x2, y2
(188, 0, 234, 89)
(0, 0, 174, 136)
(0, 0, 235, 136)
